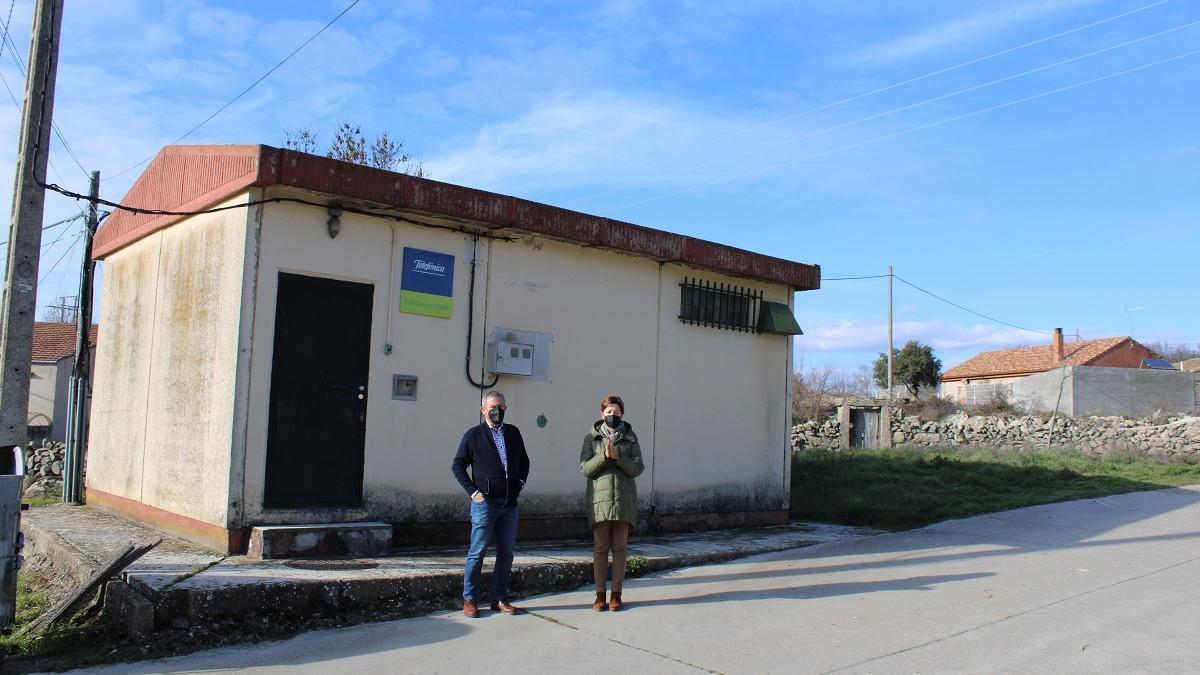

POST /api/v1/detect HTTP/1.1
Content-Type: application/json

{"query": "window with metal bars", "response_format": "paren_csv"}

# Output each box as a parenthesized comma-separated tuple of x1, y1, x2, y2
(678, 276, 762, 333)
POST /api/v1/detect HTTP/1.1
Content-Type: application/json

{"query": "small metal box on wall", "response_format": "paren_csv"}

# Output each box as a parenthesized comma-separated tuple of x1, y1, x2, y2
(487, 328, 552, 379)
(491, 341, 535, 376)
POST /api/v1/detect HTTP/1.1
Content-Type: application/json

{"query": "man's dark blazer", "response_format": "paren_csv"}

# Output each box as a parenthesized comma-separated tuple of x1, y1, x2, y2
(452, 423, 531, 504)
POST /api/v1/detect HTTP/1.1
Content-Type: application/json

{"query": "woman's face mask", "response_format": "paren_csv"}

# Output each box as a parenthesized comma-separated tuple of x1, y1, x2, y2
(604, 414, 622, 429)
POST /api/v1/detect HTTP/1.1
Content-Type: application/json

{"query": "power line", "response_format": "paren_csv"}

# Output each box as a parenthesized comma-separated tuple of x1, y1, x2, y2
(589, 17, 1200, 208)
(893, 274, 1053, 335)
(0, 7, 87, 179)
(38, 230, 82, 283)
(560, 0, 1178, 207)
(107, 0, 364, 180)
(0, 14, 82, 192)
(37, 218, 80, 250)
(0, 212, 85, 248)
(607, 47, 1200, 212)
(823, 274, 891, 281)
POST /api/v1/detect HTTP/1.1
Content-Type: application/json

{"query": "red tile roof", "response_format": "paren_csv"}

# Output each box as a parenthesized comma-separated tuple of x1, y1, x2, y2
(32, 322, 99, 362)
(93, 145, 821, 290)
(942, 336, 1132, 380)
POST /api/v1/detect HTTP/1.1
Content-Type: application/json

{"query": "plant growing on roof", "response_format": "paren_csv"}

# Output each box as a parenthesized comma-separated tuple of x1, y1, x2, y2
(284, 122, 426, 177)
(873, 340, 943, 399)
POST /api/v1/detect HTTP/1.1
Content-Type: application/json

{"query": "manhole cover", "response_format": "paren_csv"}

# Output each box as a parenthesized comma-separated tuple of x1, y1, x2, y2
(284, 559, 379, 571)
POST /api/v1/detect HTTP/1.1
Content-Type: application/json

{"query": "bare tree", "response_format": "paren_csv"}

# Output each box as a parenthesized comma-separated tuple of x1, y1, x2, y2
(792, 358, 840, 422)
(1145, 341, 1200, 364)
(285, 122, 427, 177)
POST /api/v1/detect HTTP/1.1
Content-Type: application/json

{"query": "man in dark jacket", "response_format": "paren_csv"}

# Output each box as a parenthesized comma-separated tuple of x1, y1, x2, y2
(452, 390, 531, 617)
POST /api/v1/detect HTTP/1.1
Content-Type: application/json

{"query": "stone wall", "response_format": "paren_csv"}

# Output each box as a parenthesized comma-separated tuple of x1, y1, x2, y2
(21, 439, 66, 498)
(792, 410, 1200, 464)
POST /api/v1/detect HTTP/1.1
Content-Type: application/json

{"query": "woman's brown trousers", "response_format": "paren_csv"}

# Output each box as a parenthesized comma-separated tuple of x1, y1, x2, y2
(592, 521, 630, 593)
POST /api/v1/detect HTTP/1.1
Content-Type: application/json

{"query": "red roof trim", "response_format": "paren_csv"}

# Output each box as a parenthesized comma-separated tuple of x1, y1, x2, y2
(94, 145, 821, 290)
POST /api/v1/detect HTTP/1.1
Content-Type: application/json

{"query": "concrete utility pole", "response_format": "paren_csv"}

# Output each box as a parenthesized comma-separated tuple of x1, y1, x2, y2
(887, 264, 893, 401)
(62, 170, 96, 504)
(0, 0, 64, 455)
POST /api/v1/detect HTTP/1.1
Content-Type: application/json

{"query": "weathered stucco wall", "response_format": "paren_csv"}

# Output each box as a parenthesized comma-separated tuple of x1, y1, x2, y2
(237, 191, 795, 533)
(651, 262, 792, 515)
(87, 195, 251, 530)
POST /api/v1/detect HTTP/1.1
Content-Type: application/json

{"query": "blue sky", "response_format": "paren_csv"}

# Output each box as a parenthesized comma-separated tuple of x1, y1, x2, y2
(1, 0, 1197, 377)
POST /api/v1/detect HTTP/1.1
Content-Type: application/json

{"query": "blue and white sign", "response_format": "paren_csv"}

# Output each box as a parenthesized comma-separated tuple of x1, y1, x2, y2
(399, 247, 455, 319)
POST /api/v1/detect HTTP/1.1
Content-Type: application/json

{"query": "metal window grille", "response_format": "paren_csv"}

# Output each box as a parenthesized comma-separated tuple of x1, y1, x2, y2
(678, 277, 762, 333)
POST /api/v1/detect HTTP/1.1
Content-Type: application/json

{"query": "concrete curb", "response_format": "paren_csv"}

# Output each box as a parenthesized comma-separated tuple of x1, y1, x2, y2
(113, 538, 825, 634)
(21, 506, 875, 638)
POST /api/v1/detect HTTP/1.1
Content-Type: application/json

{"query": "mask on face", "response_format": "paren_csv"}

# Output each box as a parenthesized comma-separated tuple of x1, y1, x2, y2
(488, 407, 505, 425)
(604, 414, 622, 429)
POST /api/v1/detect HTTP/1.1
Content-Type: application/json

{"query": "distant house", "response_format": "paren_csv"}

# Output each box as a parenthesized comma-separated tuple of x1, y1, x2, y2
(29, 322, 98, 441)
(942, 329, 1194, 416)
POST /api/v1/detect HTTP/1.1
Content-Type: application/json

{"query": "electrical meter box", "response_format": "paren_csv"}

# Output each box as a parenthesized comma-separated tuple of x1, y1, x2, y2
(491, 341, 535, 376)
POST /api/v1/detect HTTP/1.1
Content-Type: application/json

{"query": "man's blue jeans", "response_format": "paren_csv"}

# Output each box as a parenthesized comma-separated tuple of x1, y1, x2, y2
(463, 499, 520, 602)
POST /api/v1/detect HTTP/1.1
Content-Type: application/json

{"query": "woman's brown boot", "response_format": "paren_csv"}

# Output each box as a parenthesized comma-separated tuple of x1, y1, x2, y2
(609, 592, 623, 611)
(592, 592, 607, 611)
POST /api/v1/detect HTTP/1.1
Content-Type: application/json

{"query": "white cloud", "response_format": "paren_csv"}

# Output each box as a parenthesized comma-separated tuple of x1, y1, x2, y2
(425, 91, 743, 194)
(846, 0, 1100, 66)
(801, 318, 1045, 354)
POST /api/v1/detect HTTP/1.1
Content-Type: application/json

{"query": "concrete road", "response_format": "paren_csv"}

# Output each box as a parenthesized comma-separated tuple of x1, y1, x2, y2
(72, 487, 1200, 674)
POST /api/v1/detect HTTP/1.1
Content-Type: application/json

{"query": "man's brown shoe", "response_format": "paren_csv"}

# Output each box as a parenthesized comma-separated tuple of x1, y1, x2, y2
(609, 592, 623, 611)
(592, 592, 607, 611)
(463, 599, 479, 618)
(490, 600, 520, 615)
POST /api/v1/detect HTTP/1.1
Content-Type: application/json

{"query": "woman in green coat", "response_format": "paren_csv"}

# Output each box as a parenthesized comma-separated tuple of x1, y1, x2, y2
(580, 394, 644, 611)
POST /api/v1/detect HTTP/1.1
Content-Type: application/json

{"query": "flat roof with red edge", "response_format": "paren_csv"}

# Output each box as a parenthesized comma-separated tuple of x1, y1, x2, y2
(93, 145, 821, 291)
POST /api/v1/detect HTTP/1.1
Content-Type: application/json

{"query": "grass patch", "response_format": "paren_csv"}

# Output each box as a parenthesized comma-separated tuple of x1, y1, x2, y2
(791, 447, 1200, 531)
(1, 570, 117, 669)
(22, 493, 62, 508)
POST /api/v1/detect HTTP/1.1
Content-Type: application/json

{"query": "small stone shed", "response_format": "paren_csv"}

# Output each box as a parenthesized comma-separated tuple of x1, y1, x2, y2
(85, 145, 820, 553)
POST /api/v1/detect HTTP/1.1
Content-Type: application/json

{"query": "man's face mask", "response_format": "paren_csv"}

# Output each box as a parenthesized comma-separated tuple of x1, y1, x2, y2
(488, 407, 505, 425)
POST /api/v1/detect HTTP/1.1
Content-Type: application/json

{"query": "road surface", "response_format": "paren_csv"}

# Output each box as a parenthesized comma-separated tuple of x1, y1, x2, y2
(72, 486, 1200, 674)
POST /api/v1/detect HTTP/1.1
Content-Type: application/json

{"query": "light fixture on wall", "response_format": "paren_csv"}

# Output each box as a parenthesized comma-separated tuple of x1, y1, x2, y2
(327, 202, 343, 238)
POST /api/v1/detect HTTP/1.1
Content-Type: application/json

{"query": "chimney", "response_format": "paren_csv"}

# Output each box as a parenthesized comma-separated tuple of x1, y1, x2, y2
(1052, 327, 1064, 363)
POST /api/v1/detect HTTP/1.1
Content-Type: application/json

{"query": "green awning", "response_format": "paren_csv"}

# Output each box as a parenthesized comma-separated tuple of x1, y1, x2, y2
(758, 301, 803, 335)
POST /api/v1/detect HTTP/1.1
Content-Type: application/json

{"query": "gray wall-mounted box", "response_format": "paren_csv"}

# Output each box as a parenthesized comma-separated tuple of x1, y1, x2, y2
(488, 328, 552, 381)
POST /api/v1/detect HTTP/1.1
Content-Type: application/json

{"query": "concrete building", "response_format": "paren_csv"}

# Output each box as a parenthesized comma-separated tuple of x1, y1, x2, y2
(27, 322, 97, 442)
(942, 329, 1194, 416)
(85, 145, 819, 553)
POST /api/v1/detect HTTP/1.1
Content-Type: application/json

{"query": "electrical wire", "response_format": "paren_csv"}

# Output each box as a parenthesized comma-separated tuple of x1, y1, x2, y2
(823, 274, 891, 281)
(607, 47, 1200, 212)
(559, 0, 1178, 207)
(0, 212, 84, 248)
(107, 0, 364, 180)
(44, 34, 1197, 229)
(34, 183, 518, 248)
(585, 17, 1200, 207)
(0, 7, 88, 179)
(893, 274, 1053, 335)
(38, 229, 83, 283)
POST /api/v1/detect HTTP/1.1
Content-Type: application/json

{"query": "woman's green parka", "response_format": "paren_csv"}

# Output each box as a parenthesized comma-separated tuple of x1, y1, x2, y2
(579, 420, 645, 527)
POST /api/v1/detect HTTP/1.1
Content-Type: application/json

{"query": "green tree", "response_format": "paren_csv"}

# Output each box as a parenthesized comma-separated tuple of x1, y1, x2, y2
(284, 122, 426, 177)
(873, 340, 942, 398)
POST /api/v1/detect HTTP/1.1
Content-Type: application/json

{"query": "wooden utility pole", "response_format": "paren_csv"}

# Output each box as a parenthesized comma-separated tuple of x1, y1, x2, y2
(0, 0, 65, 454)
(63, 170, 97, 504)
(887, 264, 893, 401)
